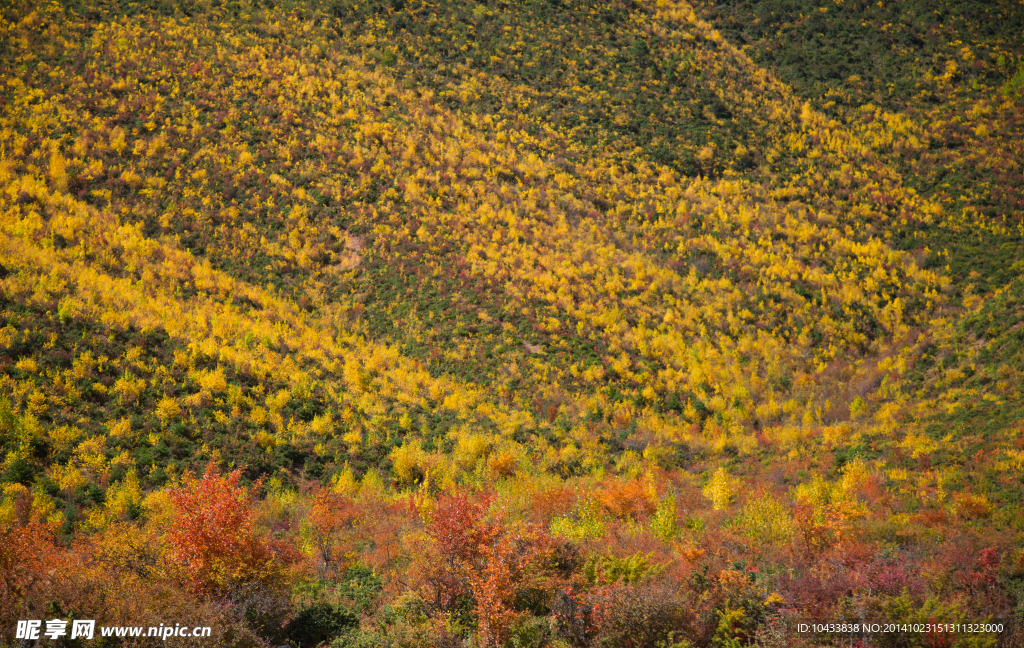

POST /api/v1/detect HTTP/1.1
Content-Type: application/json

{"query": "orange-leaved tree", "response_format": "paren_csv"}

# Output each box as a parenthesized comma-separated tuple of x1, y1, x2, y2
(426, 492, 550, 647)
(167, 465, 292, 596)
(468, 523, 549, 648)
(303, 488, 359, 577)
(0, 491, 75, 632)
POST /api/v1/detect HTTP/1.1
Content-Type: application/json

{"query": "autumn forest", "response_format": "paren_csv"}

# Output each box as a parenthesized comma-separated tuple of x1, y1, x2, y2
(1, 0, 1023, 646)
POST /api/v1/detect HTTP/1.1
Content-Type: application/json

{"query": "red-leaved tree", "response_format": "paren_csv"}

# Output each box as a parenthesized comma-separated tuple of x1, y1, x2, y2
(167, 465, 291, 596)
(425, 492, 549, 647)
(0, 495, 70, 632)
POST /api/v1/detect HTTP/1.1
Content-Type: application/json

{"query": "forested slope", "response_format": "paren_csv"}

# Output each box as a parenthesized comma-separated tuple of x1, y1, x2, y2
(1, 0, 1022, 646)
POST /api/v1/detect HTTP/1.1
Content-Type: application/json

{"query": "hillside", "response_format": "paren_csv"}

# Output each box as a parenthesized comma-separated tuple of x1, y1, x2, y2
(1, 0, 1023, 646)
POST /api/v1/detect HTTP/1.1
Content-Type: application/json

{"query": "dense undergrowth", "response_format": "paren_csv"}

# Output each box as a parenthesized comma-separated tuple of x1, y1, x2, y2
(1, 0, 1023, 646)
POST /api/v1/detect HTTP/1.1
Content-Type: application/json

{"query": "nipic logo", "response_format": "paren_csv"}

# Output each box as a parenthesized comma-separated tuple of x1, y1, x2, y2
(16, 619, 95, 640)
(15, 620, 212, 641)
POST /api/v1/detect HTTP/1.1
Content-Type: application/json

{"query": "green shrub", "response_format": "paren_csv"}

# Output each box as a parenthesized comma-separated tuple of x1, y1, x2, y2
(286, 603, 359, 648)
(1002, 63, 1024, 96)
